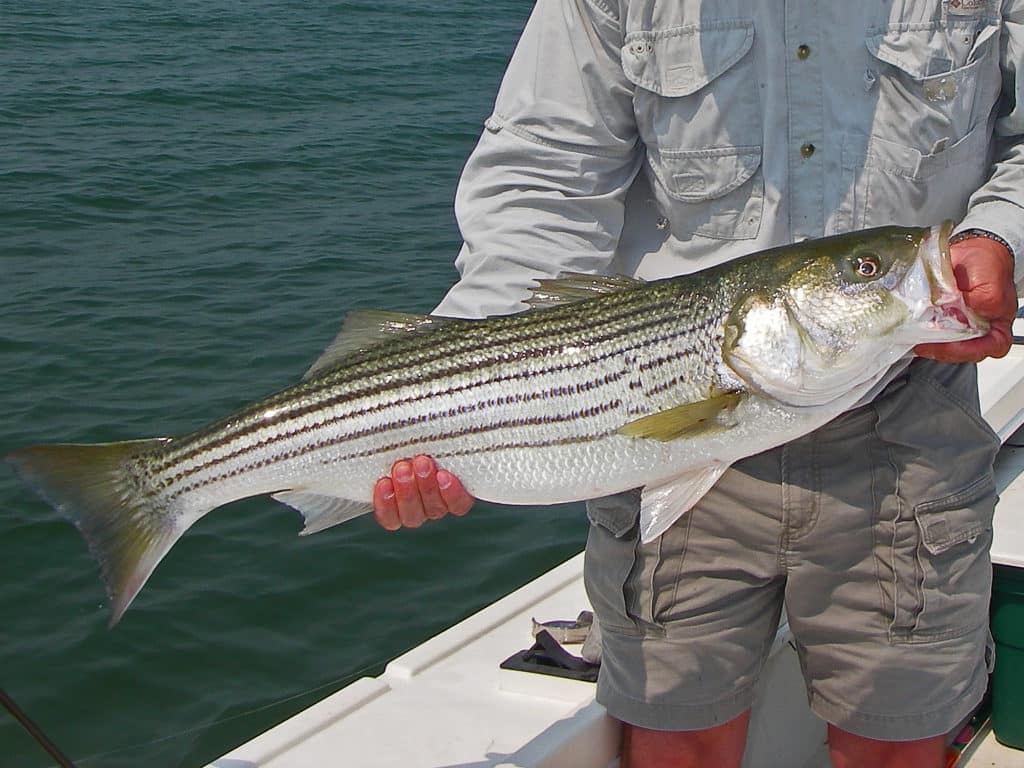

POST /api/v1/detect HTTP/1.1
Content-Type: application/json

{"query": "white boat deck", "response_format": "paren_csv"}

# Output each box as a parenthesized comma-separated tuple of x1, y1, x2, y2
(210, 331, 1024, 768)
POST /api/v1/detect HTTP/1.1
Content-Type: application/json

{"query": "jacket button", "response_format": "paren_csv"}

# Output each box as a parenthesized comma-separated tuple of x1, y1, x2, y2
(800, 142, 816, 158)
(797, 44, 810, 60)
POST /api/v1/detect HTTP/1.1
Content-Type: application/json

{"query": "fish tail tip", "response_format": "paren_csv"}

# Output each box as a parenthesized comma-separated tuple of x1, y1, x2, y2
(108, 590, 137, 628)
(7, 438, 186, 627)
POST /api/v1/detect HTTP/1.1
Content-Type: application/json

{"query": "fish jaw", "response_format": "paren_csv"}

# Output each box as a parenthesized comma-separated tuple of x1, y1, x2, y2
(893, 221, 989, 344)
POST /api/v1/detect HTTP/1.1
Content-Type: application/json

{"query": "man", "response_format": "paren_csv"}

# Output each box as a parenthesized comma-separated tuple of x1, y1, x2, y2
(372, 1, 1020, 765)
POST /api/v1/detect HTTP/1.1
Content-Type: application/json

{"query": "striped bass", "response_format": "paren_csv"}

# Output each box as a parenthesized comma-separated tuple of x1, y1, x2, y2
(6, 223, 985, 625)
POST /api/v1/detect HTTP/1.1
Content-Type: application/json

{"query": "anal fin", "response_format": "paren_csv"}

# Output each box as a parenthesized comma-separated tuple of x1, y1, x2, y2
(272, 491, 374, 535)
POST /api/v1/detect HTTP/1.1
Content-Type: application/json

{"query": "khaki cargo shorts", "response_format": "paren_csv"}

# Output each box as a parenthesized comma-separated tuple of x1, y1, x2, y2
(585, 359, 999, 740)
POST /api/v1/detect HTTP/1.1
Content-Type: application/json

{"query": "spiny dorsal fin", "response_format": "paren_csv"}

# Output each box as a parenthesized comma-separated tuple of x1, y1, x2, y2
(525, 272, 645, 310)
(618, 392, 744, 441)
(304, 310, 452, 380)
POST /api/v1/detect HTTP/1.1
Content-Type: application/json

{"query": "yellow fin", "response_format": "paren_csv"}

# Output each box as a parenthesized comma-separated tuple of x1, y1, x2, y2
(618, 392, 743, 441)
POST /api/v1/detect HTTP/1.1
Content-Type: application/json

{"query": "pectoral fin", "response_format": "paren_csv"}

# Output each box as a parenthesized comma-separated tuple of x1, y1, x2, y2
(272, 491, 374, 535)
(639, 463, 729, 542)
(618, 392, 742, 442)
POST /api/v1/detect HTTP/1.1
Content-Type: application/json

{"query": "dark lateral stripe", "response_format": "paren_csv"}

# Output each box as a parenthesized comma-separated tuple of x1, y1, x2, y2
(276, 292, 682, 404)
(292, 290, 681, 401)
(164, 366, 631, 490)
(155, 303, 720, 474)
(158, 311, 711, 485)
(645, 375, 682, 398)
(433, 433, 606, 459)
(154, 297, 675, 471)
(315, 288, 684, 385)
(316, 305, 718, 410)
(162, 358, 632, 489)
(155, 315, 715, 489)
(166, 399, 624, 499)
(639, 348, 698, 397)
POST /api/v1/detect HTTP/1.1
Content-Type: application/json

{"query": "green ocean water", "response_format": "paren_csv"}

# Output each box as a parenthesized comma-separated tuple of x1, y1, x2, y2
(0, 2, 587, 765)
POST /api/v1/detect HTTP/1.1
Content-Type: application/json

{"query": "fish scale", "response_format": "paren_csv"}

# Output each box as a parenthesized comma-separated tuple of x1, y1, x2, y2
(5, 223, 987, 625)
(150, 291, 686, 475)
(150, 283, 728, 505)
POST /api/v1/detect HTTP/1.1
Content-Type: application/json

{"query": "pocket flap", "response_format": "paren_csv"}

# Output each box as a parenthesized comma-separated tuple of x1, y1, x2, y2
(866, 23, 999, 81)
(586, 490, 641, 538)
(914, 474, 995, 555)
(867, 28, 951, 79)
(622, 20, 754, 97)
(655, 145, 761, 201)
(866, 122, 988, 180)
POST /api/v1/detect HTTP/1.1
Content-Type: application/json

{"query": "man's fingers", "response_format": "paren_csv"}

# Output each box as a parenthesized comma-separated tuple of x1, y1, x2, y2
(373, 478, 401, 531)
(915, 319, 1014, 363)
(438, 470, 473, 516)
(392, 459, 427, 528)
(924, 237, 1018, 364)
(372, 457, 475, 529)
(949, 237, 1017, 321)
(979, 319, 1014, 360)
(412, 455, 448, 520)
(962, 280, 1019, 320)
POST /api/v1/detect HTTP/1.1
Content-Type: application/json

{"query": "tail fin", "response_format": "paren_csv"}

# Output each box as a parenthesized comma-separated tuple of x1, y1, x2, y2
(5, 438, 186, 627)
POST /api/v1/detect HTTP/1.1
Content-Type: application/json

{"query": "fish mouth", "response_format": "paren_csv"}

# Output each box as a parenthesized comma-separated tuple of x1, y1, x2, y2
(900, 221, 989, 341)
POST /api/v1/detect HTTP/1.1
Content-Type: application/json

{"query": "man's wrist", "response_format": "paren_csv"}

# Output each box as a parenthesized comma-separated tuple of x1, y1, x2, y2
(950, 228, 1015, 265)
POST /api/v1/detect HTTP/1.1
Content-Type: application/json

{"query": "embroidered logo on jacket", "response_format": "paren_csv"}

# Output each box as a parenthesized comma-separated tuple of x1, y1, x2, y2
(947, 0, 989, 15)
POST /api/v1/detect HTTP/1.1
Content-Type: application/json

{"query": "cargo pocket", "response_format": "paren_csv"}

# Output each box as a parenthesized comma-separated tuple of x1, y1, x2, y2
(906, 477, 996, 641)
(584, 490, 643, 636)
(622, 19, 763, 240)
(872, 360, 999, 644)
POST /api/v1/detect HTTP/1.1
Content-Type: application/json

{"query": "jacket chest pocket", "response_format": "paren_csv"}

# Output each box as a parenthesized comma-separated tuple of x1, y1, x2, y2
(865, 19, 1001, 149)
(832, 19, 1000, 231)
(622, 20, 763, 241)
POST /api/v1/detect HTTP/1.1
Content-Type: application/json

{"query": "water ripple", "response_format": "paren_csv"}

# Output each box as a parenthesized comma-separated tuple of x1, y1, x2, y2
(0, 3, 583, 767)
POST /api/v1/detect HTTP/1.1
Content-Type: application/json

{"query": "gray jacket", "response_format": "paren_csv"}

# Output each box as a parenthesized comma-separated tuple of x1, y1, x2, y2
(435, 0, 1024, 319)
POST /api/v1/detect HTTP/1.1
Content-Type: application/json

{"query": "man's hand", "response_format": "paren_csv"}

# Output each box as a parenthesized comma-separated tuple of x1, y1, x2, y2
(914, 234, 1018, 363)
(373, 455, 475, 530)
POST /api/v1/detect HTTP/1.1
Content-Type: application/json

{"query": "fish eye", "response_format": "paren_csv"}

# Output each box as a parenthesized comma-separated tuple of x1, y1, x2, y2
(853, 253, 880, 278)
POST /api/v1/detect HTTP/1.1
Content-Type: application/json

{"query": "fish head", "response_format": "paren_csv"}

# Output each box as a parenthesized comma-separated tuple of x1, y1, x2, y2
(723, 222, 988, 406)
(885, 220, 991, 343)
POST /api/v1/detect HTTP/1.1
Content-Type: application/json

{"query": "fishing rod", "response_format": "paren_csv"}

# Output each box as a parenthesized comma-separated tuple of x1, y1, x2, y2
(0, 687, 77, 768)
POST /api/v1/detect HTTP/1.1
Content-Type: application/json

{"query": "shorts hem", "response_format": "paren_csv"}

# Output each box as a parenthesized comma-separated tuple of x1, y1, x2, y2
(596, 675, 757, 731)
(808, 677, 988, 742)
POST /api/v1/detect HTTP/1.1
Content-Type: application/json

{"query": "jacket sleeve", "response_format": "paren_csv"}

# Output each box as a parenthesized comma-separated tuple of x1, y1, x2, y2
(955, 3, 1024, 287)
(432, 0, 643, 319)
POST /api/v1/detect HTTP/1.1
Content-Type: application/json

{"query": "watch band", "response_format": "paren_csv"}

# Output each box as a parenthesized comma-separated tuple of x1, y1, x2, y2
(950, 228, 1015, 263)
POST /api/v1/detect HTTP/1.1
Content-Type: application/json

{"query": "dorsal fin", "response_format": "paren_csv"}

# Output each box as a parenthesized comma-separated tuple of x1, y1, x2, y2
(525, 272, 645, 310)
(303, 310, 451, 380)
